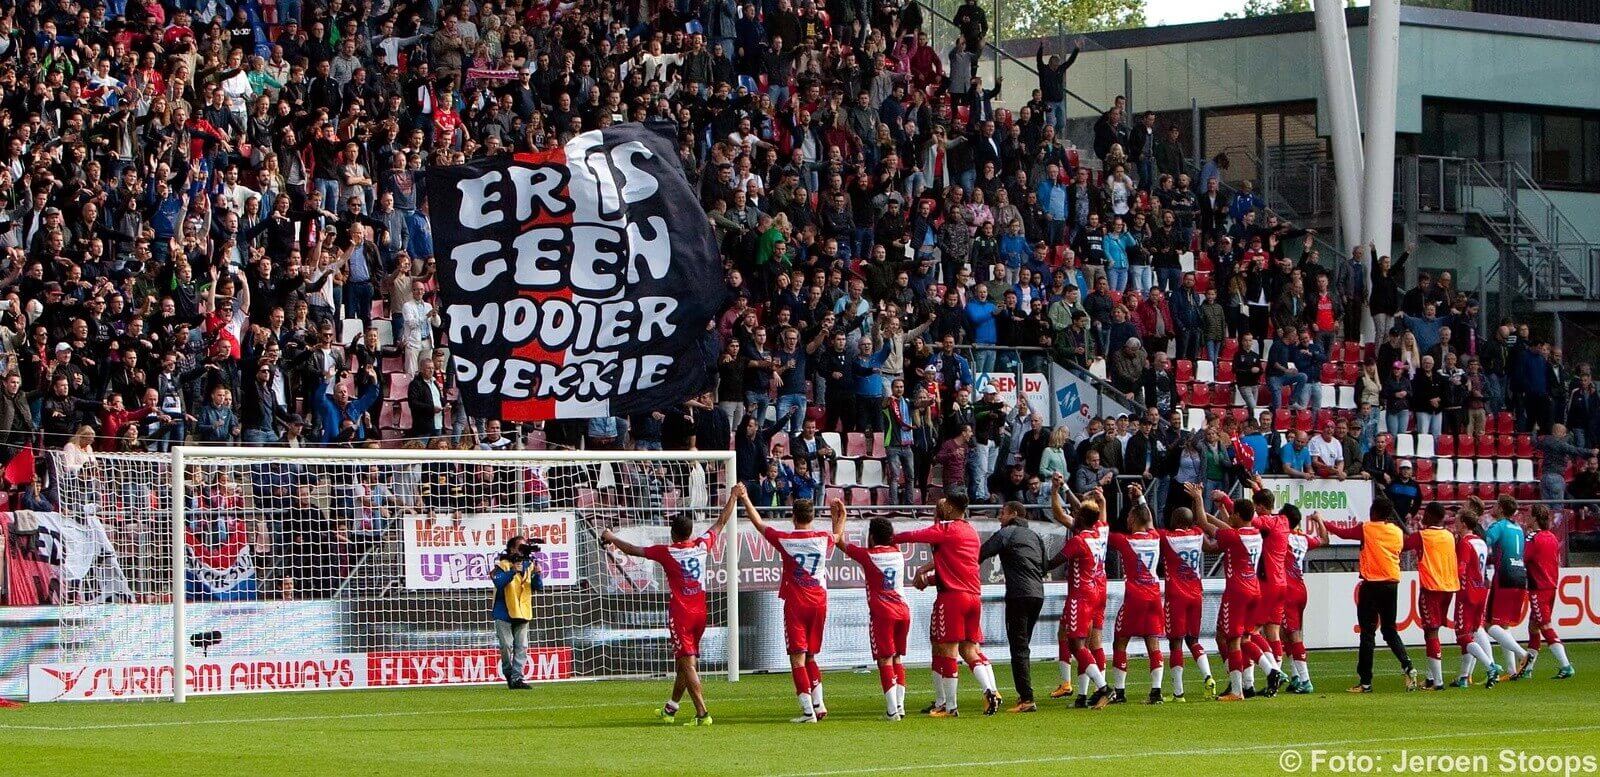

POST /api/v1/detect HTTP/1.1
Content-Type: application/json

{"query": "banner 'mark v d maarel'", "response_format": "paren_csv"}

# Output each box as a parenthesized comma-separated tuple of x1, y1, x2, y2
(424, 124, 721, 421)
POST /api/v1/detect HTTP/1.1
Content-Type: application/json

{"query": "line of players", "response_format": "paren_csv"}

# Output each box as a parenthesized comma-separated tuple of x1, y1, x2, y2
(598, 479, 1575, 725)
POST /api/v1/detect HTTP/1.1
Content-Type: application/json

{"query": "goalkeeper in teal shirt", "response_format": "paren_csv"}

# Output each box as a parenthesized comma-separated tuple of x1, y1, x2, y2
(1480, 495, 1532, 685)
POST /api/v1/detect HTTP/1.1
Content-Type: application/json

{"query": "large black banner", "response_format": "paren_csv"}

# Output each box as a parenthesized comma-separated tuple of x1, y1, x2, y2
(423, 124, 721, 421)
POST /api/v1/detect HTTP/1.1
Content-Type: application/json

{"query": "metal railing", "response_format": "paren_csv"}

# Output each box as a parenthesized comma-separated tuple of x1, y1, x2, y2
(910, 0, 1104, 116)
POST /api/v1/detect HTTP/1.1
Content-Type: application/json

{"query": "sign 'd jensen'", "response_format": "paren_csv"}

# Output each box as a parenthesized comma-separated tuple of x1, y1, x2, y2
(425, 123, 721, 421)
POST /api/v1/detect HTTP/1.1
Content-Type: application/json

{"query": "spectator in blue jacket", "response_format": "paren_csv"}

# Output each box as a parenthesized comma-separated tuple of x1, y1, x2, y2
(964, 284, 999, 373)
(311, 366, 381, 444)
(1102, 217, 1137, 293)
(1513, 341, 1553, 433)
(1399, 303, 1445, 355)
(998, 221, 1030, 283)
(852, 337, 895, 433)
(1267, 327, 1309, 411)
(1169, 272, 1204, 360)
(1036, 163, 1068, 247)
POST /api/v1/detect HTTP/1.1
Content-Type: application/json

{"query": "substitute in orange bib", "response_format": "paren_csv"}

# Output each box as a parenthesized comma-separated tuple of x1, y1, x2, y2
(1324, 498, 1417, 693)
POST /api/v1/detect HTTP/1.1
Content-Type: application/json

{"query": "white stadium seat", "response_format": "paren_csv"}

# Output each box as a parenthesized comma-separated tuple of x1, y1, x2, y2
(1453, 458, 1475, 484)
(833, 459, 859, 487)
(1495, 459, 1514, 483)
(1396, 434, 1416, 458)
(1437, 459, 1455, 483)
(820, 432, 843, 454)
(1516, 459, 1535, 482)
(1186, 408, 1207, 432)
(1195, 361, 1215, 383)
(858, 459, 886, 487)
(1319, 385, 1336, 410)
(1415, 434, 1435, 459)
(1475, 459, 1495, 483)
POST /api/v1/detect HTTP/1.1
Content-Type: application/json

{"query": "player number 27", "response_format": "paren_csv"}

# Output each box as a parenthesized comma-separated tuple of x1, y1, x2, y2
(793, 552, 822, 577)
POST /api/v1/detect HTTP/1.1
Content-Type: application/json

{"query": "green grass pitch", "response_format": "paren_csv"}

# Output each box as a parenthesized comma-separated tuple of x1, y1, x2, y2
(5, 644, 1599, 776)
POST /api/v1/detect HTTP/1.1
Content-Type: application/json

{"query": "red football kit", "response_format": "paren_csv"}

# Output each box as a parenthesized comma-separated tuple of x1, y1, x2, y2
(1525, 529, 1562, 628)
(762, 525, 834, 654)
(1215, 525, 1263, 640)
(1109, 530, 1165, 638)
(894, 519, 983, 643)
(1454, 534, 1492, 635)
(639, 530, 718, 657)
(1250, 511, 1291, 628)
(842, 542, 913, 659)
(1282, 530, 1322, 632)
(1159, 526, 1206, 638)
(1056, 527, 1108, 639)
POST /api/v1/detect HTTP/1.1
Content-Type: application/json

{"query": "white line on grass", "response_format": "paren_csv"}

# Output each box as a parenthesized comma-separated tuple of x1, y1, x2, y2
(0, 694, 780, 732)
(768, 724, 1600, 777)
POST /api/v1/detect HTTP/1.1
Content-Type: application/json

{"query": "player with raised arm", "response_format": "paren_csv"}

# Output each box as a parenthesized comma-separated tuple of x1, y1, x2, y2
(741, 490, 834, 722)
(895, 493, 1002, 717)
(1524, 504, 1576, 680)
(831, 500, 914, 719)
(1158, 496, 1216, 701)
(1186, 482, 1261, 701)
(1045, 474, 1112, 709)
(1282, 505, 1327, 693)
(1450, 497, 1500, 688)
(1482, 495, 1531, 682)
(1402, 502, 1460, 691)
(1109, 482, 1167, 704)
(599, 484, 741, 726)
(1245, 480, 1290, 695)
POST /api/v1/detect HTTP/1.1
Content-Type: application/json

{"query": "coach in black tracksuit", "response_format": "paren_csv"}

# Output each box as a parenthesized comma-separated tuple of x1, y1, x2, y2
(980, 501, 1048, 710)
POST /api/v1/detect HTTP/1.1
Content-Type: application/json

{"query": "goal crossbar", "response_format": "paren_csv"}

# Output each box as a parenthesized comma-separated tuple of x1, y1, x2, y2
(168, 446, 740, 703)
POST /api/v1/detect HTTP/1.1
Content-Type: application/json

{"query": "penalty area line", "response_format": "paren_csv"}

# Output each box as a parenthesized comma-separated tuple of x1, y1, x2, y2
(768, 724, 1600, 777)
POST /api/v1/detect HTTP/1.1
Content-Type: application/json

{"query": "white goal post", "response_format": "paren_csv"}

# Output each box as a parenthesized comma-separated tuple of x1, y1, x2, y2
(38, 445, 738, 702)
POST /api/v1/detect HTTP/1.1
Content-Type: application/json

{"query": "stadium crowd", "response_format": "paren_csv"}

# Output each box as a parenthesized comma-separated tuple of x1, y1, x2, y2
(0, 0, 1596, 555)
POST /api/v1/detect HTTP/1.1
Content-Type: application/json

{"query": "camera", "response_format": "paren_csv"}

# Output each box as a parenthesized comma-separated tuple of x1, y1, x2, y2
(501, 536, 543, 562)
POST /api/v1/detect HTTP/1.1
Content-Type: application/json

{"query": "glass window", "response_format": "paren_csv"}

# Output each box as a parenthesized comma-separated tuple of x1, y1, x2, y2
(1483, 112, 1502, 163)
(1584, 120, 1600, 185)
(1543, 115, 1583, 185)
(1503, 112, 1537, 180)
(1438, 111, 1480, 158)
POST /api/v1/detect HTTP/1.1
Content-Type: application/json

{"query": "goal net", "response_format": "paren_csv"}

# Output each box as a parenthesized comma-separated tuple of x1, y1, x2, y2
(34, 446, 737, 702)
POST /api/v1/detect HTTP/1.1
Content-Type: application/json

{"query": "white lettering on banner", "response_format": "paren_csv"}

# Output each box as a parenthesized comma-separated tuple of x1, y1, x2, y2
(975, 372, 1049, 414)
(402, 512, 577, 590)
(1258, 477, 1373, 545)
(28, 655, 365, 702)
(365, 649, 571, 686)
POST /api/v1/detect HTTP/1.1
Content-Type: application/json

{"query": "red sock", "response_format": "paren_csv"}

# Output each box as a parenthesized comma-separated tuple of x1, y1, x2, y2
(1112, 646, 1129, 672)
(879, 666, 896, 692)
(1290, 640, 1308, 662)
(1189, 639, 1208, 661)
(1457, 638, 1472, 653)
(1092, 647, 1106, 671)
(936, 656, 960, 679)
(1248, 632, 1273, 657)
(1074, 647, 1096, 676)
(1230, 649, 1246, 673)
(791, 666, 812, 694)
(1269, 639, 1284, 660)
(1169, 643, 1185, 668)
(1542, 628, 1561, 647)
(1150, 649, 1164, 670)
(1425, 635, 1442, 660)
(1058, 641, 1073, 663)
(806, 658, 823, 689)
(1242, 640, 1263, 664)
(1529, 627, 1543, 651)
(894, 663, 907, 686)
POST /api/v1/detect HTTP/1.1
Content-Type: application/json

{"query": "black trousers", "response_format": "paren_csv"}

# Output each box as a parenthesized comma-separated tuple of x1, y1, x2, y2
(1005, 597, 1045, 702)
(1355, 580, 1412, 685)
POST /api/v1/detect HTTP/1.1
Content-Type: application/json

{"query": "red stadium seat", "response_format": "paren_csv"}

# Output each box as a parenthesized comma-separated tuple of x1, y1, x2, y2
(1176, 382, 1193, 406)
(1216, 361, 1235, 383)
(1176, 359, 1194, 382)
(1293, 409, 1313, 432)
(1196, 252, 1214, 272)
(1456, 435, 1476, 458)
(1230, 408, 1249, 425)
(1415, 459, 1435, 482)
(1319, 363, 1337, 383)
(1211, 383, 1234, 407)
(1436, 483, 1456, 502)
(1220, 340, 1239, 360)
(1341, 363, 1360, 385)
(1495, 435, 1515, 458)
(869, 435, 886, 458)
(1494, 412, 1514, 434)
(1344, 342, 1364, 364)
(1476, 483, 1497, 500)
(1273, 409, 1291, 432)
(845, 433, 868, 457)
(1435, 434, 1455, 457)
(1515, 434, 1534, 458)
(1195, 272, 1212, 293)
(1315, 409, 1335, 431)
(1514, 483, 1537, 500)
(1419, 484, 1436, 501)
